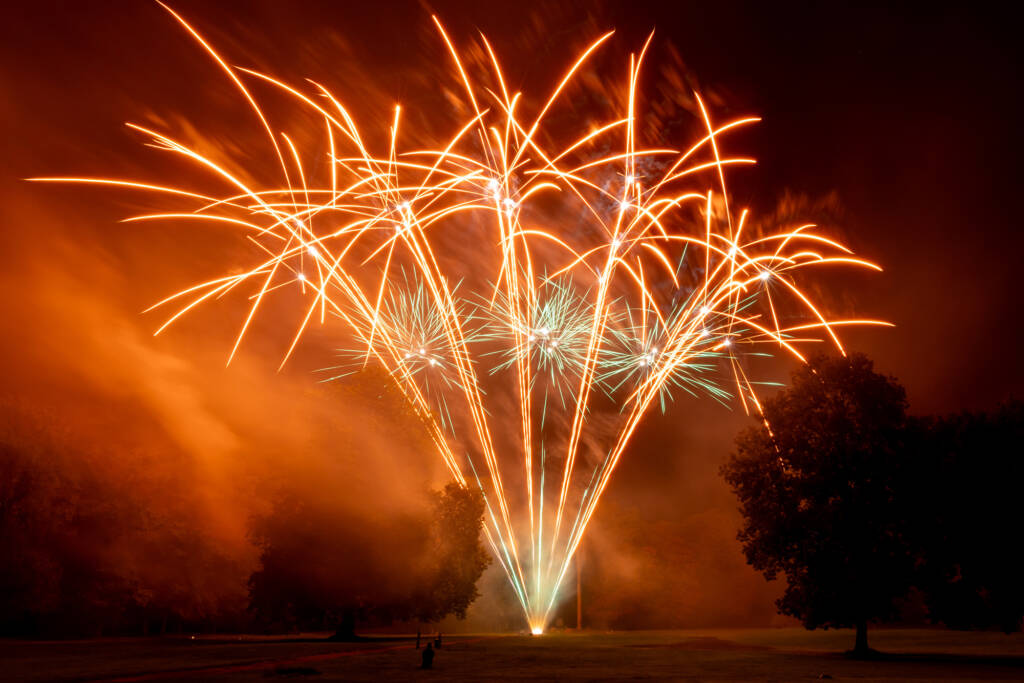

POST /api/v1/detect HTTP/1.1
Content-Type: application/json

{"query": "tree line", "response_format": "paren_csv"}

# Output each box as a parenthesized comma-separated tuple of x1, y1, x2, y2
(0, 408, 489, 639)
(721, 353, 1024, 655)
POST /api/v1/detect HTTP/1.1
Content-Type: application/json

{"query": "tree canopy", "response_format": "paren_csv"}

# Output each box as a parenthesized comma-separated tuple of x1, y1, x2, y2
(411, 483, 492, 623)
(247, 482, 490, 637)
(909, 403, 1024, 633)
(721, 353, 914, 655)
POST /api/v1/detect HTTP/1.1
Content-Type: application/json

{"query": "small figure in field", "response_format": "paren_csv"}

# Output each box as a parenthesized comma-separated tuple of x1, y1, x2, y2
(416, 629, 421, 649)
(434, 633, 442, 649)
(420, 642, 434, 669)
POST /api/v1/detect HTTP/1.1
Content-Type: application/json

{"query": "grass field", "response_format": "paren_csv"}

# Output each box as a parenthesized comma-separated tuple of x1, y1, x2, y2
(3, 628, 1023, 681)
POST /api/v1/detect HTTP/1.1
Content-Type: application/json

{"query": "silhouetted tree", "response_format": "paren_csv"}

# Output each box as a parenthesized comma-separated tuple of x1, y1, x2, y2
(411, 483, 491, 622)
(910, 402, 1024, 632)
(721, 353, 913, 656)
(0, 410, 247, 637)
(247, 495, 417, 637)
(248, 482, 490, 638)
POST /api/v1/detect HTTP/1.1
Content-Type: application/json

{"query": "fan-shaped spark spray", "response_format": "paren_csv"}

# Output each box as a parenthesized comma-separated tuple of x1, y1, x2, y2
(34, 5, 889, 632)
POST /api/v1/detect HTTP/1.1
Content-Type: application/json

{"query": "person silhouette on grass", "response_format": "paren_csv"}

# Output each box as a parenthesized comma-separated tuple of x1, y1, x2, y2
(420, 642, 434, 670)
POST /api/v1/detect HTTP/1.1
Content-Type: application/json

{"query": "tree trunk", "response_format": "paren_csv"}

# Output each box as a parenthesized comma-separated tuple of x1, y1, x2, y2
(330, 609, 357, 641)
(853, 620, 869, 657)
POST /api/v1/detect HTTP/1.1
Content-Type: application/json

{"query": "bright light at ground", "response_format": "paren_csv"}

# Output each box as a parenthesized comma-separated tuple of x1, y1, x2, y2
(531, 627, 543, 635)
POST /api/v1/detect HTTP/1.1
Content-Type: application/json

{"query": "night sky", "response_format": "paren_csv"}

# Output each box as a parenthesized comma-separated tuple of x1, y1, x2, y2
(2, 1, 1021, 628)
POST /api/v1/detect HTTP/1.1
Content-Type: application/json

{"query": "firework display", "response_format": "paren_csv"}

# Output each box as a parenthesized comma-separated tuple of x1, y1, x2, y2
(36, 7, 888, 632)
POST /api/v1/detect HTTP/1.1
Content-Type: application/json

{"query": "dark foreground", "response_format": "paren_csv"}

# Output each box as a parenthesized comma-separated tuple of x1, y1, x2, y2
(3, 628, 1024, 682)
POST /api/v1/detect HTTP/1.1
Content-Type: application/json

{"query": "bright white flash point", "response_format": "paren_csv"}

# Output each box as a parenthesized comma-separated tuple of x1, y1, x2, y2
(488, 178, 499, 192)
(308, 246, 320, 258)
(503, 197, 516, 208)
(625, 175, 634, 184)
(700, 305, 710, 315)
(399, 201, 411, 211)
(430, 358, 438, 366)
(419, 347, 426, 354)
(531, 627, 543, 636)
(760, 270, 771, 281)
(723, 338, 732, 347)
(297, 273, 306, 281)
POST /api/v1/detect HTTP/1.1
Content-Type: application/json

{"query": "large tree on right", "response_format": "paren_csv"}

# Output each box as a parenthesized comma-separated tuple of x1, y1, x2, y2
(721, 353, 913, 656)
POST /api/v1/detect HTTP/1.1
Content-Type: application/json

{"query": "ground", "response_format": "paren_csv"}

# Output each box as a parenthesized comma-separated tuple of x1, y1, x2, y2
(3, 628, 1023, 681)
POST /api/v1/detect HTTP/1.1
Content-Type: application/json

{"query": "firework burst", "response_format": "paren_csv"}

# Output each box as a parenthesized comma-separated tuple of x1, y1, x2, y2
(478, 276, 597, 404)
(36, 5, 889, 632)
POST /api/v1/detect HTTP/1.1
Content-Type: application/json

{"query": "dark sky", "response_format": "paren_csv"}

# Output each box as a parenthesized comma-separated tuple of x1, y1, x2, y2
(607, 0, 1023, 415)
(1, 1, 1021, 628)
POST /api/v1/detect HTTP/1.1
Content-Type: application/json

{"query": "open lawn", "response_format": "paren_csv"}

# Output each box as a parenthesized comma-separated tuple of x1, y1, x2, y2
(3, 628, 1023, 682)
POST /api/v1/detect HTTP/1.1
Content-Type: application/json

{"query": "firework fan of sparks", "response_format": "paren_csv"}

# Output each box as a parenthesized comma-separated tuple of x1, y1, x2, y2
(35, 4, 891, 632)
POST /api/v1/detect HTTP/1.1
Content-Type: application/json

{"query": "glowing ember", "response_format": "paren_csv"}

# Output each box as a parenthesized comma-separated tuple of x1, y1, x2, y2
(36, 6, 888, 631)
